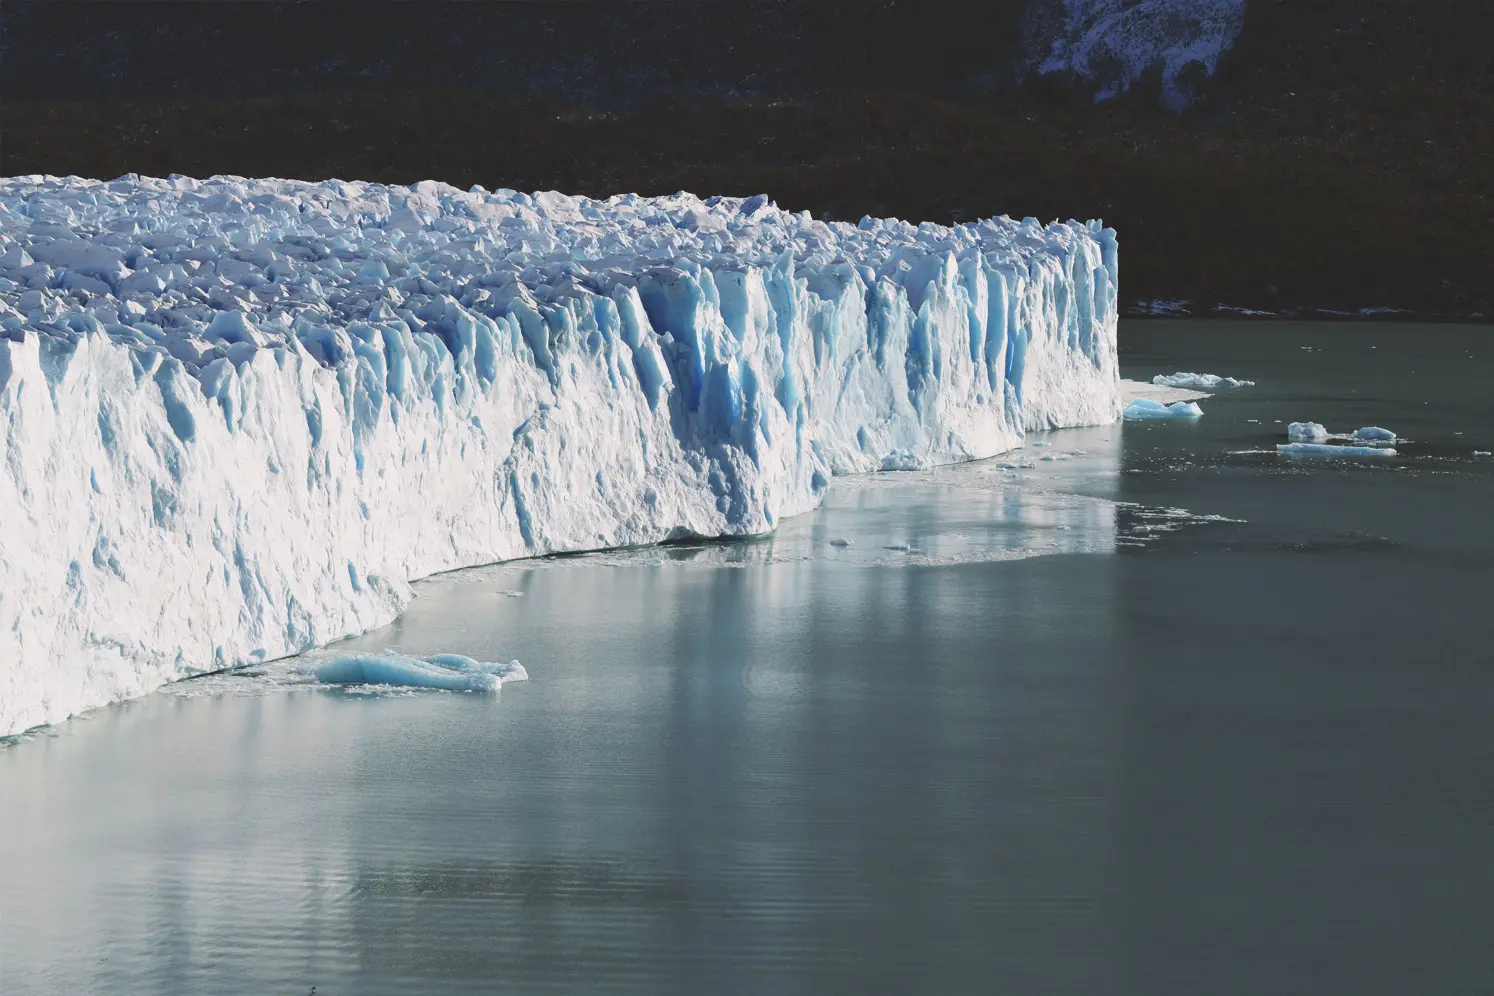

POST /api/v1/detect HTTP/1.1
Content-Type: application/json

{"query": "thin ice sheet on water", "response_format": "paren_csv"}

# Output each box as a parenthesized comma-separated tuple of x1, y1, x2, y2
(1277, 443, 1397, 458)
(1151, 371, 1254, 388)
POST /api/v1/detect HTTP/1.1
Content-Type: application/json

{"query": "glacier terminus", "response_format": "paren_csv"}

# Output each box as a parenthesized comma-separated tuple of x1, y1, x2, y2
(0, 175, 1122, 736)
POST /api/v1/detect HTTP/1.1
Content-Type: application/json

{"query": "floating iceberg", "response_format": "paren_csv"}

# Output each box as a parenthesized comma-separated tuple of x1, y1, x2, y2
(1287, 423, 1397, 446)
(0, 174, 1120, 734)
(1124, 398, 1203, 419)
(1287, 422, 1330, 442)
(1152, 371, 1254, 388)
(311, 652, 527, 691)
(1277, 443, 1396, 458)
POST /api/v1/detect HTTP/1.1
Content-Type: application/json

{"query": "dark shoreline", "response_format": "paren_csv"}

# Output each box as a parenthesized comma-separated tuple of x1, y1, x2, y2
(6, 84, 1490, 324)
(3, 2, 1490, 322)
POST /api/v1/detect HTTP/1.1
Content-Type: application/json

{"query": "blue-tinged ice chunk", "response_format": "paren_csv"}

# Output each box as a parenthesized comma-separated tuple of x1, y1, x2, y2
(1125, 398, 1203, 419)
(1352, 426, 1396, 442)
(312, 652, 527, 691)
(1277, 443, 1396, 458)
(424, 653, 528, 681)
(1287, 422, 1329, 442)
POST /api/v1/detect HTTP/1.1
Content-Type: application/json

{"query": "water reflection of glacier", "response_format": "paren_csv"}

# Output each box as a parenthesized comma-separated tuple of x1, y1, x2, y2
(425, 466, 1120, 581)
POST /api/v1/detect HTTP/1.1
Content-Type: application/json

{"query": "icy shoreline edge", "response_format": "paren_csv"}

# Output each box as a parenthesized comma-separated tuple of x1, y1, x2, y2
(1, 175, 1120, 735)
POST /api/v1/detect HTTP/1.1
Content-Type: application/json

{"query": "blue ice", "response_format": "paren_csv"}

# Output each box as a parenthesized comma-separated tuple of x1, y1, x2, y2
(311, 652, 528, 691)
(1125, 398, 1203, 420)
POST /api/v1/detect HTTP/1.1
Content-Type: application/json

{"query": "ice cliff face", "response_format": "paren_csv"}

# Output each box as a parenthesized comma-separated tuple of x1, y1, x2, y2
(1026, 0, 1247, 108)
(0, 175, 1120, 735)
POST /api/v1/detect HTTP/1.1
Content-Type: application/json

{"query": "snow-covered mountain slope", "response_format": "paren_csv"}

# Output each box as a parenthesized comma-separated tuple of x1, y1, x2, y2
(1026, 0, 1247, 107)
(0, 175, 1120, 735)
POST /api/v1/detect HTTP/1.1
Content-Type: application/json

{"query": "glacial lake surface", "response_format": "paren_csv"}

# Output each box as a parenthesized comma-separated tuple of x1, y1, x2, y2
(4, 321, 1493, 995)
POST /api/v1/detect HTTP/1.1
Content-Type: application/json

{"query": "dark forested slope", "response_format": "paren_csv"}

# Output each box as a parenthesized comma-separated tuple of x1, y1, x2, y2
(3, 0, 1489, 318)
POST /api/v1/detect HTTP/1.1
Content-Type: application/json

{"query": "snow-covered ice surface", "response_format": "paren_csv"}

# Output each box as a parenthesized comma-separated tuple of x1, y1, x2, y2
(1152, 372, 1253, 389)
(1124, 398, 1203, 420)
(1025, 0, 1247, 109)
(0, 174, 1121, 735)
(1119, 378, 1208, 405)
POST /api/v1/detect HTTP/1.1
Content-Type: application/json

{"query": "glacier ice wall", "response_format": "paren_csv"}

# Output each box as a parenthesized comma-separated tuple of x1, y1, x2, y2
(0, 175, 1119, 735)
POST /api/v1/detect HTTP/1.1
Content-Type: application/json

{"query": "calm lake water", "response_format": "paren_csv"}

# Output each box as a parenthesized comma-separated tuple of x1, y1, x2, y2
(4, 321, 1493, 995)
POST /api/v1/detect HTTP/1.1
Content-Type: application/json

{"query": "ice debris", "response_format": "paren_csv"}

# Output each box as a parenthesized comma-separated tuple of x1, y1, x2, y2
(0, 174, 1122, 735)
(1152, 372, 1254, 389)
(1124, 398, 1203, 419)
(1352, 426, 1397, 442)
(310, 652, 527, 691)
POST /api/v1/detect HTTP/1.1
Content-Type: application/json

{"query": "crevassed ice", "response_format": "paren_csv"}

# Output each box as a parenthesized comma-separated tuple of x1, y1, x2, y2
(0, 174, 1121, 735)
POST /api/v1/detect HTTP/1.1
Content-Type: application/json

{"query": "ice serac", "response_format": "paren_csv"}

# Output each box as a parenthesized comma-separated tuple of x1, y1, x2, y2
(0, 175, 1121, 734)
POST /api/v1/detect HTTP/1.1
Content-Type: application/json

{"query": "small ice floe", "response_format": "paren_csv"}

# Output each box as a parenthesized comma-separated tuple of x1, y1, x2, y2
(1352, 426, 1397, 443)
(829, 537, 853, 547)
(1475, 451, 1491, 458)
(883, 543, 912, 552)
(1152, 372, 1255, 389)
(1029, 441, 1052, 447)
(1287, 422, 1330, 442)
(1277, 443, 1396, 458)
(309, 652, 527, 691)
(1125, 398, 1203, 420)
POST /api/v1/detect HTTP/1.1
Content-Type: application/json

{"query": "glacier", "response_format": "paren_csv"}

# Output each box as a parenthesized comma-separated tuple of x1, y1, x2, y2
(0, 174, 1121, 736)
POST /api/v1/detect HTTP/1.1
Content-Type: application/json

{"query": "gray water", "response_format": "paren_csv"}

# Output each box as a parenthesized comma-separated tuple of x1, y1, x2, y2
(3, 321, 1493, 995)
